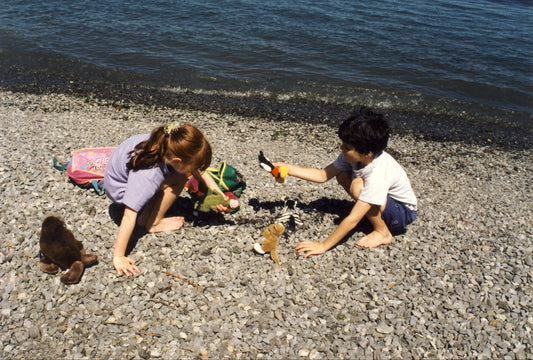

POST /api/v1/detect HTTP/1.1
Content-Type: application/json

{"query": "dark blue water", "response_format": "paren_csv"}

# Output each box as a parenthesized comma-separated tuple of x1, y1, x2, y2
(1, 0, 532, 128)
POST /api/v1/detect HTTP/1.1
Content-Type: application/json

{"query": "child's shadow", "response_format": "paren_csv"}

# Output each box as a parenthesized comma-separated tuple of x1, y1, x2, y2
(108, 203, 146, 255)
(247, 196, 372, 233)
(108, 196, 235, 253)
(181, 197, 239, 227)
(306, 197, 373, 244)
(109, 197, 200, 254)
(306, 197, 353, 216)
(247, 198, 287, 213)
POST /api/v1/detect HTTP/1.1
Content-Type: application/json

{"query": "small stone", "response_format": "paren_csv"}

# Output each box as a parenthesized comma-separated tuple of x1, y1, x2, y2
(369, 312, 379, 321)
(298, 349, 310, 357)
(150, 349, 161, 358)
(495, 314, 507, 321)
(489, 320, 500, 327)
(28, 327, 40, 339)
(137, 321, 149, 330)
(376, 323, 394, 334)
(309, 349, 320, 359)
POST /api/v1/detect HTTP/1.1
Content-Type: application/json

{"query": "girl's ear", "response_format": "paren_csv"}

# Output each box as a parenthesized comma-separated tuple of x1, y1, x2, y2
(166, 157, 183, 170)
(168, 156, 182, 164)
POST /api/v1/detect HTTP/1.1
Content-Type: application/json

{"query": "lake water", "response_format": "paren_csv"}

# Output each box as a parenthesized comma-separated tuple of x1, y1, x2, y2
(0, 0, 531, 134)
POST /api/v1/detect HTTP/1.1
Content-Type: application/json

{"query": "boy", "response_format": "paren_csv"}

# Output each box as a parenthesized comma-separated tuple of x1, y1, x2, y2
(275, 107, 417, 257)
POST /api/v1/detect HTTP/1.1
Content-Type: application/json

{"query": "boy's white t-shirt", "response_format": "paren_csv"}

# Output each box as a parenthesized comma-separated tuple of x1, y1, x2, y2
(333, 151, 417, 211)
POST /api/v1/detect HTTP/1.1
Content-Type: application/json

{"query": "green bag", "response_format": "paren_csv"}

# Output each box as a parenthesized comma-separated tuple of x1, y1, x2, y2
(186, 162, 246, 198)
(206, 162, 246, 197)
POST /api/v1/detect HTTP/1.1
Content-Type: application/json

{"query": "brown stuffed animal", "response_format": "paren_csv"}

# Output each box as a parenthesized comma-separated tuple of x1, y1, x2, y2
(253, 223, 285, 263)
(39, 215, 98, 284)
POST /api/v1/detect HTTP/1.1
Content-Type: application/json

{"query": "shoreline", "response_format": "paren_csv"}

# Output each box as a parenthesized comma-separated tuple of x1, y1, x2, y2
(1, 89, 531, 359)
(1, 62, 531, 150)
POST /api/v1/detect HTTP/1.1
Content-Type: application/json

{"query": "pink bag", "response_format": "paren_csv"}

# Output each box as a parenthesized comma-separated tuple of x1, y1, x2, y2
(53, 147, 115, 195)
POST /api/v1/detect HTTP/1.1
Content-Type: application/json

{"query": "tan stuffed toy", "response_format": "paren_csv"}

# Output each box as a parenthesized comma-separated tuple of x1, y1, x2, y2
(253, 223, 285, 263)
(39, 215, 98, 284)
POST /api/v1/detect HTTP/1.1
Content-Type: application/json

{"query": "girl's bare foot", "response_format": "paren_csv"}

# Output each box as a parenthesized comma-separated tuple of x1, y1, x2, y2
(356, 230, 392, 248)
(147, 216, 185, 233)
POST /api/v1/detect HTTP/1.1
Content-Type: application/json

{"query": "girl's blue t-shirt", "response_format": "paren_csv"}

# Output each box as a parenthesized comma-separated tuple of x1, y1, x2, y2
(104, 134, 172, 212)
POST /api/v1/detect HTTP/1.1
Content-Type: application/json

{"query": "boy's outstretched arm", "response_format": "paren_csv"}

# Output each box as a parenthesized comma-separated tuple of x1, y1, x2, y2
(296, 200, 371, 257)
(274, 163, 340, 183)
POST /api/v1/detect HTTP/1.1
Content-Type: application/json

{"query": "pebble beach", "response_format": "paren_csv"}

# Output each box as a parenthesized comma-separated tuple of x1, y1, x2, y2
(0, 89, 532, 359)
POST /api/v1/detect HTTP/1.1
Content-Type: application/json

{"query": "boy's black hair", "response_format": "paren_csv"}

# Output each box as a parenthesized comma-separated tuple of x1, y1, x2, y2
(338, 107, 389, 154)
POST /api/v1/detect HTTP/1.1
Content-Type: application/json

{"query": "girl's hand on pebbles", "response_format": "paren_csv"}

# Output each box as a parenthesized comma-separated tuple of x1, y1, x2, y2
(296, 241, 327, 257)
(113, 256, 140, 276)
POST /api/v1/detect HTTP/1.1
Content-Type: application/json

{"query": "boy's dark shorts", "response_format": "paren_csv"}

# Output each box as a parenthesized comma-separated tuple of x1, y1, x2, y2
(381, 196, 417, 235)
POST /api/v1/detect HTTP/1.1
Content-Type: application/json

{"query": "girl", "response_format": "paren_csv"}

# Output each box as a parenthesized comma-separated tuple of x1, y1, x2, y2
(104, 123, 226, 276)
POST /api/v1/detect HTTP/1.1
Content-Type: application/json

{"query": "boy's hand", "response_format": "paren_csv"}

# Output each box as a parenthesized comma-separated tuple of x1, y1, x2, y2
(296, 241, 327, 257)
(113, 256, 140, 277)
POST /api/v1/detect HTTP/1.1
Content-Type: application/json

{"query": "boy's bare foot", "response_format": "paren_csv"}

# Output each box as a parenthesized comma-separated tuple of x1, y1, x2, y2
(147, 216, 185, 233)
(356, 231, 392, 248)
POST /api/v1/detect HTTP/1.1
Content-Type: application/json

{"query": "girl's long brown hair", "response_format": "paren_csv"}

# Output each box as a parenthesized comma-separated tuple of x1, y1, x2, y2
(126, 124, 212, 172)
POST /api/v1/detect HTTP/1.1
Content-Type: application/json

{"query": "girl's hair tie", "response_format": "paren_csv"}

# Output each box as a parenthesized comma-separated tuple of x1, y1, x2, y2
(164, 123, 180, 136)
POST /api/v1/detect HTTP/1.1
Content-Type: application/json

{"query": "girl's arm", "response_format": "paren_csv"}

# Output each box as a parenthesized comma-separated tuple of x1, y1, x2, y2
(192, 170, 228, 212)
(197, 170, 225, 196)
(274, 163, 340, 183)
(112, 206, 141, 276)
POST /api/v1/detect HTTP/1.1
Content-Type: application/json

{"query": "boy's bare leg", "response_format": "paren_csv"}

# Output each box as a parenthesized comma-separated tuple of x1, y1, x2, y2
(337, 172, 392, 248)
(336, 171, 355, 197)
(356, 204, 392, 248)
(336, 171, 363, 200)
(138, 173, 188, 233)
